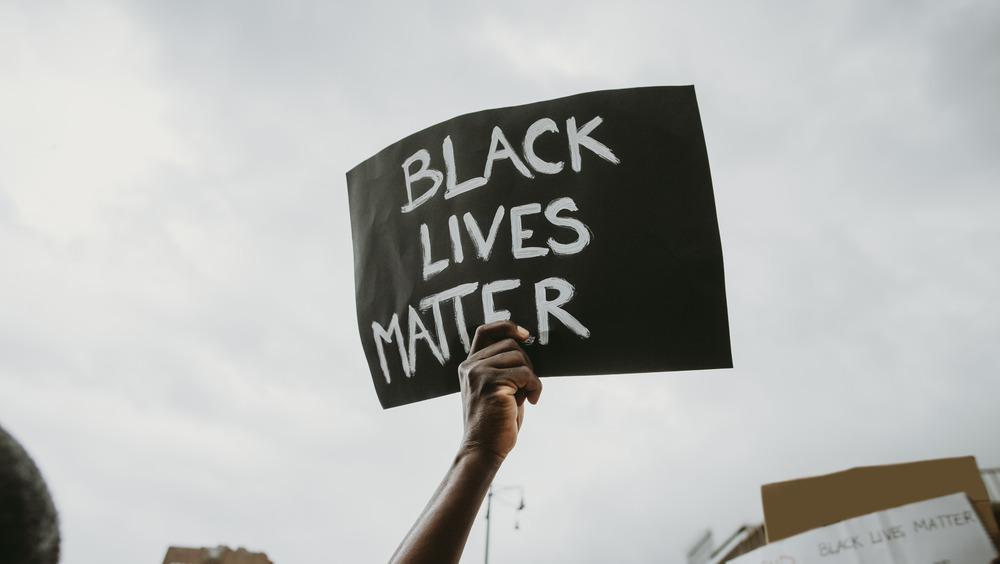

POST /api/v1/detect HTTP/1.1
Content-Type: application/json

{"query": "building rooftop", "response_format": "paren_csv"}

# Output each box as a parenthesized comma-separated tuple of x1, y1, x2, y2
(162, 545, 273, 564)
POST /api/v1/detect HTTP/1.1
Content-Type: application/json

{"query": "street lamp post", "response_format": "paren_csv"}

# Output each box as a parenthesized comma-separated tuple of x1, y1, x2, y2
(484, 485, 525, 564)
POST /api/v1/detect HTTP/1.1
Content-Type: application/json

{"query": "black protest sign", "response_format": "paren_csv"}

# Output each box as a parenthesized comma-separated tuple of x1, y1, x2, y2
(347, 86, 731, 409)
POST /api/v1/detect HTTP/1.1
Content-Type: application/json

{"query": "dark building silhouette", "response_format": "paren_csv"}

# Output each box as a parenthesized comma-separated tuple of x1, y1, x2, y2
(686, 524, 767, 564)
(162, 545, 273, 564)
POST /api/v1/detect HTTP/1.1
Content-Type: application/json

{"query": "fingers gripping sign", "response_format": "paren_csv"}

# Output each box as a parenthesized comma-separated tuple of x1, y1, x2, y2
(458, 321, 542, 464)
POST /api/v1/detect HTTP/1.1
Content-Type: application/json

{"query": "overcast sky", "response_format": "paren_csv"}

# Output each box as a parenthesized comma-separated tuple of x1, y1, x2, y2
(1, 1, 998, 562)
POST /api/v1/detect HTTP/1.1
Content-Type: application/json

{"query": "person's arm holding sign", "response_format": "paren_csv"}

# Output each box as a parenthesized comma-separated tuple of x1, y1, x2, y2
(389, 321, 542, 564)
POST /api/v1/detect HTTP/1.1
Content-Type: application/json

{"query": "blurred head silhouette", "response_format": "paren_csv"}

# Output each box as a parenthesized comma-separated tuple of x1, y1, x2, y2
(0, 423, 60, 564)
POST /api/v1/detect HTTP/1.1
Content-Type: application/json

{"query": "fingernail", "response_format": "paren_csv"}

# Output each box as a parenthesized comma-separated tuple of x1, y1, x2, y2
(516, 325, 530, 340)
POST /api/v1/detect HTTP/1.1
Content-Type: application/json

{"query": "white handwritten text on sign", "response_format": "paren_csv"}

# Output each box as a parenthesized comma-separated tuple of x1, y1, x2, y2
(373, 116, 618, 383)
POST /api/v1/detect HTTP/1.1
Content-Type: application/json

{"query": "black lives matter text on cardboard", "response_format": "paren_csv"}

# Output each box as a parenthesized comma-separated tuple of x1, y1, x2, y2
(346, 86, 732, 409)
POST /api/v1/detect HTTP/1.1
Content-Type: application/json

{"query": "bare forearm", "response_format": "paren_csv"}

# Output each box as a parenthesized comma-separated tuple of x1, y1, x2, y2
(389, 449, 502, 564)
(390, 322, 539, 564)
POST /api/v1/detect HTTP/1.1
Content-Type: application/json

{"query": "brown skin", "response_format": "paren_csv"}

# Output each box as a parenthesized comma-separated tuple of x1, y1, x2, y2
(389, 321, 542, 564)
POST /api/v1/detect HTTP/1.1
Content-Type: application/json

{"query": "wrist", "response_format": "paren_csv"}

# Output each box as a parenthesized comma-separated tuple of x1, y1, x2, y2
(455, 441, 507, 472)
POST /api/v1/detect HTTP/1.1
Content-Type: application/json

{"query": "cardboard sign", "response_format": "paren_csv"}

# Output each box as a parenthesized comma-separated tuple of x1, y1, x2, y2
(729, 493, 999, 563)
(346, 86, 731, 408)
(761, 457, 1000, 548)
